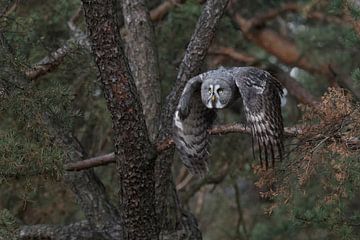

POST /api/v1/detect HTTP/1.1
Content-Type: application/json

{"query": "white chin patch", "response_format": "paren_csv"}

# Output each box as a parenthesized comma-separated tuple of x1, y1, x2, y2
(206, 101, 225, 109)
(215, 101, 225, 109)
(206, 102, 214, 109)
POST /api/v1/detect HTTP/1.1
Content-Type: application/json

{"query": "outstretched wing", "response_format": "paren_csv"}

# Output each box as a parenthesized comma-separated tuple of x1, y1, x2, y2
(173, 75, 216, 177)
(233, 67, 284, 168)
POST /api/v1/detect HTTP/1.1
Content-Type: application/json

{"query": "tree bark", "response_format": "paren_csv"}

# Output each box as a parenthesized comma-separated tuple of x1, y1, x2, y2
(19, 221, 98, 240)
(122, 0, 161, 141)
(61, 134, 121, 240)
(82, 0, 158, 239)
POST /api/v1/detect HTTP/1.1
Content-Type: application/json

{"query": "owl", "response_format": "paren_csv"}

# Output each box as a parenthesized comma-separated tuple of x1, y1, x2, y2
(173, 67, 284, 176)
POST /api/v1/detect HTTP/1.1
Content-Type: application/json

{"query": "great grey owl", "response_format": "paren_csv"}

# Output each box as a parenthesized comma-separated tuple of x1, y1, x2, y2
(173, 67, 284, 176)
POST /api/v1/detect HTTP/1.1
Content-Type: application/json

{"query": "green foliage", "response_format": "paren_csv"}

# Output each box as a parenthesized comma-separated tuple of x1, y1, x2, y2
(0, 209, 18, 240)
(347, 1, 360, 20)
(328, 0, 344, 14)
(1, 0, 360, 239)
(156, 0, 201, 94)
(0, 130, 63, 181)
(352, 68, 360, 89)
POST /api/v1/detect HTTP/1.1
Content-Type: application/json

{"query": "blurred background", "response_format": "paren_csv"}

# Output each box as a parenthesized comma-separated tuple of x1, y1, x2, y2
(1, 0, 360, 239)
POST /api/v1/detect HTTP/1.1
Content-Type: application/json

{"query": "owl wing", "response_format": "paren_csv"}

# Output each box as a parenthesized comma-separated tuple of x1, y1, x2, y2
(233, 68, 284, 168)
(173, 75, 216, 177)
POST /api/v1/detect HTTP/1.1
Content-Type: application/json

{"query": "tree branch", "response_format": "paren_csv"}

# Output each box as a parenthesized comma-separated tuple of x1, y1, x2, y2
(18, 221, 98, 240)
(155, 0, 230, 187)
(24, 8, 89, 80)
(0, 0, 18, 19)
(122, 0, 161, 141)
(208, 46, 257, 64)
(180, 163, 230, 203)
(64, 123, 300, 171)
(206, 45, 320, 107)
(153, 1, 230, 236)
(22, 0, 185, 82)
(268, 65, 320, 107)
(229, 3, 360, 99)
(150, 0, 186, 22)
(233, 2, 350, 30)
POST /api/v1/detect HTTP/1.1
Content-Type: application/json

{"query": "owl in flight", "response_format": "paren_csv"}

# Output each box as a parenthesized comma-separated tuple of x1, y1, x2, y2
(173, 67, 284, 176)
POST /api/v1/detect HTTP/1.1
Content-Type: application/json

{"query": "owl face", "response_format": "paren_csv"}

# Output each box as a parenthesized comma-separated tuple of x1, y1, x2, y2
(201, 79, 233, 109)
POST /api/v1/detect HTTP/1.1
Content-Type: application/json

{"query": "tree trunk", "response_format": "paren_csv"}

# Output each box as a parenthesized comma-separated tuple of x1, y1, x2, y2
(82, 0, 159, 239)
(122, 0, 161, 141)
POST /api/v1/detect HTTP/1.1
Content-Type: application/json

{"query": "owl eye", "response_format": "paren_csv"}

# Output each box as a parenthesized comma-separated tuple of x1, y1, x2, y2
(218, 88, 223, 94)
(208, 87, 212, 93)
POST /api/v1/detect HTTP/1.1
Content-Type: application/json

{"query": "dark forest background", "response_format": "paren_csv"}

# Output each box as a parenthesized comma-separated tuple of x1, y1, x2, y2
(1, 0, 360, 239)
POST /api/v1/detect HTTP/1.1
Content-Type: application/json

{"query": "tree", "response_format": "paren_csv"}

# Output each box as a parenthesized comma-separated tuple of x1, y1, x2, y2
(1, 0, 360, 239)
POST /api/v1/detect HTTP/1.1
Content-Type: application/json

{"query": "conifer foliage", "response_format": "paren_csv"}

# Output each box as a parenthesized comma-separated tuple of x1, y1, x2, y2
(1, 0, 360, 239)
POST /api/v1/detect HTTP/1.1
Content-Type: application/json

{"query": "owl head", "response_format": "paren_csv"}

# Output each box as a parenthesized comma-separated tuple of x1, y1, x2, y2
(201, 78, 234, 109)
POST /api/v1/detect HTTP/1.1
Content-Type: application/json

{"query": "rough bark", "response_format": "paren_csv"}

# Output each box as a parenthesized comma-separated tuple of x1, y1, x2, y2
(122, 0, 161, 141)
(82, 1, 158, 239)
(61, 134, 121, 240)
(18, 221, 98, 240)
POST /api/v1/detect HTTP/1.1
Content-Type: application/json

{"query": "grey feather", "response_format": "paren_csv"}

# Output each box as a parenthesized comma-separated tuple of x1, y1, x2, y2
(173, 67, 284, 176)
(174, 74, 216, 176)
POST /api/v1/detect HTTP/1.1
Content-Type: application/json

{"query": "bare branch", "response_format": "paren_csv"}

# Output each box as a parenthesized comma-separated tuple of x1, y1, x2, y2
(246, 3, 300, 30)
(150, 0, 186, 22)
(0, 0, 18, 19)
(180, 163, 230, 203)
(268, 65, 320, 107)
(229, 4, 360, 99)
(233, 182, 249, 240)
(64, 123, 301, 171)
(22, 0, 188, 82)
(208, 46, 257, 64)
(18, 221, 97, 240)
(65, 152, 115, 171)
(25, 8, 89, 80)
(24, 43, 72, 80)
(232, 2, 349, 30)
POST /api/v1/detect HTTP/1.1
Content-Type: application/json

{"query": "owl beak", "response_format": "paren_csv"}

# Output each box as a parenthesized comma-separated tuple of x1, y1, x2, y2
(211, 95, 216, 103)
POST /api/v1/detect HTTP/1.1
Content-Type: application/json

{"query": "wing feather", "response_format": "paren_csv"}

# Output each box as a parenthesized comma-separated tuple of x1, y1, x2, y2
(173, 75, 216, 177)
(233, 67, 284, 168)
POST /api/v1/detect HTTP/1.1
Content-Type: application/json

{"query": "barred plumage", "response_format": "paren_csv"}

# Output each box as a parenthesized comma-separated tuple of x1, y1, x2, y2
(173, 67, 284, 176)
